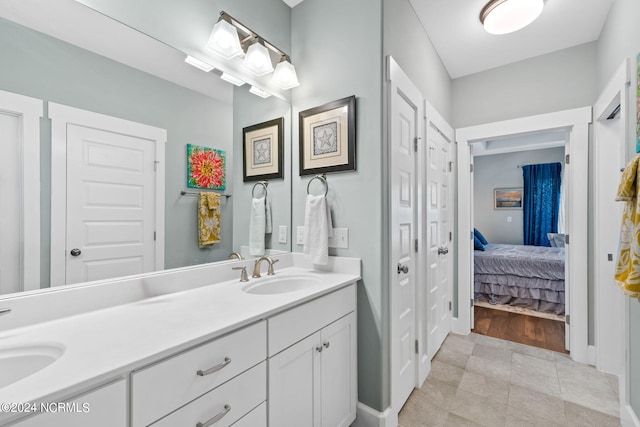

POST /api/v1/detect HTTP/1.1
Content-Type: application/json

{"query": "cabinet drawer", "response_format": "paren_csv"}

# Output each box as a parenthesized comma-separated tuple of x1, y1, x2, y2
(150, 362, 266, 427)
(268, 284, 356, 356)
(230, 402, 266, 427)
(132, 321, 266, 427)
(12, 379, 126, 427)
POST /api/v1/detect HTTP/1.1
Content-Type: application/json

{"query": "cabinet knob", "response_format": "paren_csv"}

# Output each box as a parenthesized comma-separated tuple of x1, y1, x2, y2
(316, 345, 323, 353)
(323, 341, 330, 349)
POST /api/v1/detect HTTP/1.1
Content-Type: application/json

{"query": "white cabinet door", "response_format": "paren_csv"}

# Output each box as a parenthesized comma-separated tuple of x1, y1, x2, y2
(320, 312, 356, 427)
(13, 379, 126, 427)
(268, 332, 321, 427)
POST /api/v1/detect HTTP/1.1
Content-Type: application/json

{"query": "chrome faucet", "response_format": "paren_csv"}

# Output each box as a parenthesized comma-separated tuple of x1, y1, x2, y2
(228, 252, 243, 260)
(232, 266, 249, 282)
(252, 256, 279, 278)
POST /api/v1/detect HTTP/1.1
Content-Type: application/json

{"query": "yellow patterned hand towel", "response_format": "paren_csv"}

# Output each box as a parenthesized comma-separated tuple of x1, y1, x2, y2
(198, 192, 221, 248)
(615, 155, 640, 299)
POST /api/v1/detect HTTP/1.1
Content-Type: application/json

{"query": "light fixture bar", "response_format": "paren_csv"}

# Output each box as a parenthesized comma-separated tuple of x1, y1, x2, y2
(219, 11, 290, 64)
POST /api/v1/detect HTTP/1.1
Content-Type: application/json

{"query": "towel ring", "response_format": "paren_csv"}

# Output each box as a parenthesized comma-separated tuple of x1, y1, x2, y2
(307, 174, 328, 197)
(252, 181, 268, 198)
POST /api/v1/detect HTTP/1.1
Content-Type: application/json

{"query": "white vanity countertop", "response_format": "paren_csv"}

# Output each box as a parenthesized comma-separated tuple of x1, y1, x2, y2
(0, 261, 360, 419)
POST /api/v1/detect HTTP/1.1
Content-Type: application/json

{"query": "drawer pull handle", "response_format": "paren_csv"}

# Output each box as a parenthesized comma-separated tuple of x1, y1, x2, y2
(196, 404, 231, 427)
(197, 357, 231, 376)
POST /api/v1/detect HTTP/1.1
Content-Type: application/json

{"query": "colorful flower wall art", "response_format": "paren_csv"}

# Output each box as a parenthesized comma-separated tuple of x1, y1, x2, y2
(187, 144, 226, 190)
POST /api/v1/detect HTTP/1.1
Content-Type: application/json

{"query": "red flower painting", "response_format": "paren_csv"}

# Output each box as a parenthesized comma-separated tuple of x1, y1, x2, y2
(187, 144, 226, 190)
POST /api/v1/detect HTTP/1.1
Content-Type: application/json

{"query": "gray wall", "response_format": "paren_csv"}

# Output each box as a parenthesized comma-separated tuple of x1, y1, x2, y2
(474, 148, 565, 245)
(291, 0, 386, 411)
(0, 17, 234, 285)
(597, 0, 640, 415)
(383, 0, 452, 121)
(452, 42, 598, 128)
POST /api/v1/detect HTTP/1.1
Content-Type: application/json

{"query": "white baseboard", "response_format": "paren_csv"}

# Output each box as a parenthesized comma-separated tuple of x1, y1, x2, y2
(451, 316, 470, 335)
(353, 402, 396, 427)
(587, 344, 596, 366)
(621, 403, 640, 427)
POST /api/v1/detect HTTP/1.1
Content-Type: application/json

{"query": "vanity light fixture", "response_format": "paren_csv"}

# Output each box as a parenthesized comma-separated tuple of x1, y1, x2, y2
(249, 86, 271, 99)
(207, 15, 243, 59)
(243, 39, 274, 76)
(480, 0, 544, 35)
(206, 11, 300, 94)
(271, 56, 300, 90)
(185, 55, 215, 72)
(220, 72, 246, 87)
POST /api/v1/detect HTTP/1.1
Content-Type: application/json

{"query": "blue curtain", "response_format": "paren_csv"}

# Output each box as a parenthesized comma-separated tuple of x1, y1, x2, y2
(522, 162, 562, 246)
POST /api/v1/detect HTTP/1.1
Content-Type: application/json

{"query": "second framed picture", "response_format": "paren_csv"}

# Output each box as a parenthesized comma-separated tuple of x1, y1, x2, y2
(242, 117, 284, 182)
(299, 95, 356, 175)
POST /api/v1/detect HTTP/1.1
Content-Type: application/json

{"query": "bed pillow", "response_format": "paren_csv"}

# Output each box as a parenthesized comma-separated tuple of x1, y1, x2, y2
(547, 233, 558, 247)
(474, 228, 488, 245)
(474, 235, 486, 251)
(554, 234, 566, 248)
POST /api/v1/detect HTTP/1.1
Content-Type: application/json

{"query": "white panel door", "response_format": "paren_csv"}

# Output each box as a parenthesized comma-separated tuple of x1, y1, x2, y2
(0, 90, 42, 294)
(49, 102, 166, 286)
(66, 125, 156, 284)
(426, 119, 453, 360)
(389, 57, 423, 412)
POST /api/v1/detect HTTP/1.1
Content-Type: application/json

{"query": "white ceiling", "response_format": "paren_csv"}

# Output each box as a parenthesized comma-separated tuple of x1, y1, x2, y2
(408, 0, 616, 78)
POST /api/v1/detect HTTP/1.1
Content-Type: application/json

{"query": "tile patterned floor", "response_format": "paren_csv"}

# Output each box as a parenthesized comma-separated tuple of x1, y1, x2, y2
(399, 333, 621, 427)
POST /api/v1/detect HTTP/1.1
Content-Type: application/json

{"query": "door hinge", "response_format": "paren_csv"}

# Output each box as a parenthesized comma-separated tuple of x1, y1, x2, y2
(566, 314, 570, 325)
(449, 301, 452, 311)
(154, 160, 160, 171)
(470, 164, 474, 173)
(414, 137, 418, 152)
(471, 298, 474, 307)
(154, 231, 156, 241)
(414, 239, 419, 252)
(415, 340, 419, 354)
(565, 154, 570, 165)
(565, 234, 569, 245)
(449, 161, 454, 172)
(471, 231, 474, 240)
(449, 231, 452, 242)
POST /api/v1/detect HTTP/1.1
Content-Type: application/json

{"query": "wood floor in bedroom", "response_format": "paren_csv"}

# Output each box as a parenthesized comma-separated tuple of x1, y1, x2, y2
(471, 306, 568, 354)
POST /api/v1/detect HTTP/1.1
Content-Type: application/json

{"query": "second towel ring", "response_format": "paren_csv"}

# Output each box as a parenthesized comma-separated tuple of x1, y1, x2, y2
(252, 181, 268, 198)
(307, 174, 328, 197)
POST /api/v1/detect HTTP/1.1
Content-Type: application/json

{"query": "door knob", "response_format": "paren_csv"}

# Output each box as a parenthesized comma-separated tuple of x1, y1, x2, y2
(438, 247, 449, 255)
(397, 263, 409, 274)
(70, 248, 82, 257)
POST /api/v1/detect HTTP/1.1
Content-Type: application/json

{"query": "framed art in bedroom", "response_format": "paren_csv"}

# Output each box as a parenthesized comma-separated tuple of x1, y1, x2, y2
(242, 117, 284, 182)
(299, 95, 356, 175)
(494, 188, 523, 209)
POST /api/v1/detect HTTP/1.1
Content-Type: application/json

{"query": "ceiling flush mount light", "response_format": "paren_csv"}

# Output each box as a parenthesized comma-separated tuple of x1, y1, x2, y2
(243, 40, 274, 76)
(185, 55, 215, 72)
(480, 0, 544, 35)
(271, 56, 300, 90)
(207, 16, 243, 59)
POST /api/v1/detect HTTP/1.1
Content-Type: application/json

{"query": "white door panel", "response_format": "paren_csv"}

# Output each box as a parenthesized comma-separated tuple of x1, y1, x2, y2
(389, 57, 422, 412)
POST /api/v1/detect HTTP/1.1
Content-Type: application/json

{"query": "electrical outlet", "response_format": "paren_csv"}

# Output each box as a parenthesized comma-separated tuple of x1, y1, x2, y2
(278, 225, 287, 244)
(507, 216, 512, 223)
(296, 226, 305, 245)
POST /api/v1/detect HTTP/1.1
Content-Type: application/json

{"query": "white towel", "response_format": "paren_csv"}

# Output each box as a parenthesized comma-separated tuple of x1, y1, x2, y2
(303, 194, 333, 265)
(249, 197, 266, 256)
(265, 194, 272, 234)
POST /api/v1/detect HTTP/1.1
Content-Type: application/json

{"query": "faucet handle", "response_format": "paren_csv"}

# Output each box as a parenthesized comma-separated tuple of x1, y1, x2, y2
(232, 266, 249, 282)
(267, 258, 279, 275)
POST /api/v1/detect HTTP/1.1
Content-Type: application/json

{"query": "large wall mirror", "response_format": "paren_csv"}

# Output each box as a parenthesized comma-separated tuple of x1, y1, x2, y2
(0, 0, 293, 297)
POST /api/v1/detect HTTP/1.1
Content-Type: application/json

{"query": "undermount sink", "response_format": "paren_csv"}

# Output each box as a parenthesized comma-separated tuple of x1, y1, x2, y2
(243, 276, 322, 295)
(0, 344, 64, 388)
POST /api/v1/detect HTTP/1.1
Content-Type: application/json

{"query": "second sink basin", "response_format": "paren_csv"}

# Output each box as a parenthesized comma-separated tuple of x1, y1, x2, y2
(243, 276, 322, 295)
(0, 344, 64, 388)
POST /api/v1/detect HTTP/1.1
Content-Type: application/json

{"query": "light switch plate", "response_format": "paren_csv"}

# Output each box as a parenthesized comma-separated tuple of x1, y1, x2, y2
(278, 225, 287, 244)
(296, 226, 305, 245)
(328, 228, 349, 249)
